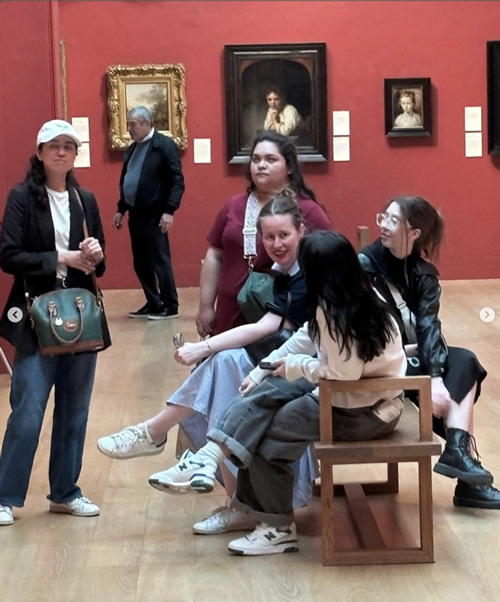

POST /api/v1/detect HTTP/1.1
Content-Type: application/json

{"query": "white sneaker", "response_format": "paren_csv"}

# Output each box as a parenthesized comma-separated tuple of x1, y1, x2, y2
(149, 448, 216, 494)
(0, 504, 14, 526)
(193, 499, 257, 535)
(49, 496, 100, 517)
(228, 522, 298, 556)
(97, 423, 166, 459)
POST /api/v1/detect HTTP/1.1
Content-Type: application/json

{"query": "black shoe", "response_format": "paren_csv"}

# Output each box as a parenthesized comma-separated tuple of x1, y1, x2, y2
(433, 428, 493, 485)
(128, 304, 152, 318)
(453, 481, 500, 509)
(147, 307, 179, 321)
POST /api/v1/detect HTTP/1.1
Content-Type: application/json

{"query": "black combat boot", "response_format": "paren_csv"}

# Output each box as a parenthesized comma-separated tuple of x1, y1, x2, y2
(433, 428, 493, 485)
(453, 481, 500, 509)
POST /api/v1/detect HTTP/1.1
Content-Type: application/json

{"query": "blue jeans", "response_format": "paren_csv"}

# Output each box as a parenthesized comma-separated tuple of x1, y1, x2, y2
(0, 348, 97, 507)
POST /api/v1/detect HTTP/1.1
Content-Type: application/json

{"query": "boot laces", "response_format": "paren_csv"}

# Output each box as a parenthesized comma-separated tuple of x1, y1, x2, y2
(467, 433, 483, 465)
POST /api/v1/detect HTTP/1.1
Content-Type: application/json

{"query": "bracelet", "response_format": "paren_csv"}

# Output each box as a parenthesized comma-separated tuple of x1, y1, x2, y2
(205, 339, 213, 353)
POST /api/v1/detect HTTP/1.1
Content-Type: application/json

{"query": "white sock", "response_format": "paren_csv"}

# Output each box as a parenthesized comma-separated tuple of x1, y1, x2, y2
(142, 422, 166, 447)
(194, 441, 226, 467)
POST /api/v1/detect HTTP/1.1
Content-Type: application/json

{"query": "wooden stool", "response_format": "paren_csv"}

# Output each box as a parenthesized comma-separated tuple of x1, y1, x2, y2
(315, 375, 442, 566)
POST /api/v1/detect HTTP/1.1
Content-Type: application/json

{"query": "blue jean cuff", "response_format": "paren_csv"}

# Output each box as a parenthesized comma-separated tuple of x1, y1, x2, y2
(207, 428, 253, 468)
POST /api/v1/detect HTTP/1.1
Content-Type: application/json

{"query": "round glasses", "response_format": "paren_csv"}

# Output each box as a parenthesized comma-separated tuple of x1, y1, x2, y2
(376, 212, 404, 230)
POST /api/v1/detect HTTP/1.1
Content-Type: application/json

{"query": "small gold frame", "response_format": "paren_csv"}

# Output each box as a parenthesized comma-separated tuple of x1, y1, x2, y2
(106, 63, 188, 151)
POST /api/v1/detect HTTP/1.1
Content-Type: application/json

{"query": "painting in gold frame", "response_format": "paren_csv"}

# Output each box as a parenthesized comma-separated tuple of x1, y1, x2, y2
(106, 63, 187, 151)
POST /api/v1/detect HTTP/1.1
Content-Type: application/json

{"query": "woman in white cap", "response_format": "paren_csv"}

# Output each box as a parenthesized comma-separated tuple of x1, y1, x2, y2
(0, 119, 110, 526)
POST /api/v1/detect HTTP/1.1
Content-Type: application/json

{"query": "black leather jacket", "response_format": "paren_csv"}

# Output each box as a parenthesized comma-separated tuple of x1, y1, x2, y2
(359, 238, 447, 377)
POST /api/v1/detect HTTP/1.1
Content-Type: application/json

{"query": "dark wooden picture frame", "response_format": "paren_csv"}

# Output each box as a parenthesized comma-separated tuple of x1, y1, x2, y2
(224, 42, 327, 163)
(487, 41, 500, 155)
(384, 78, 432, 138)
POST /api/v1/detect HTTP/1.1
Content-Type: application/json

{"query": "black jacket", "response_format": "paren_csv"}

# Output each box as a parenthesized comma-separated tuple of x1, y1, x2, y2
(0, 182, 110, 352)
(359, 238, 447, 377)
(117, 130, 185, 219)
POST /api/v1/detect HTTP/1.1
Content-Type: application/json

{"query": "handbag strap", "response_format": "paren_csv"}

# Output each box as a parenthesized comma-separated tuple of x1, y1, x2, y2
(277, 291, 292, 330)
(73, 188, 101, 302)
(386, 281, 417, 344)
(243, 192, 260, 265)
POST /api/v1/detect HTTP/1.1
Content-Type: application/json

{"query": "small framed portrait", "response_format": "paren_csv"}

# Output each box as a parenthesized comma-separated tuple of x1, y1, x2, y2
(487, 41, 500, 155)
(384, 78, 432, 137)
(106, 63, 188, 151)
(224, 43, 327, 163)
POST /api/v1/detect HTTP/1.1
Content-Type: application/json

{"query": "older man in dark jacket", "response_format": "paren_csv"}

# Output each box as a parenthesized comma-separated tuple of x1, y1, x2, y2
(113, 106, 185, 319)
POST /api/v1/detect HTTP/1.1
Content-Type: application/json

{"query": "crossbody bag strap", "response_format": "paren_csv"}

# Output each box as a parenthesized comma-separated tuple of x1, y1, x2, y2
(73, 188, 101, 302)
(386, 281, 417, 344)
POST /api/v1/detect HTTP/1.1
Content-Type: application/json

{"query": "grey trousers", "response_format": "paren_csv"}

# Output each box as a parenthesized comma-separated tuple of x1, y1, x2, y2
(208, 376, 401, 527)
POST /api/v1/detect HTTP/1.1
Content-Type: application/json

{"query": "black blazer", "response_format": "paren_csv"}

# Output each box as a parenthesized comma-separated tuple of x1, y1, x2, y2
(0, 182, 110, 352)
(117, 130, 185, 219)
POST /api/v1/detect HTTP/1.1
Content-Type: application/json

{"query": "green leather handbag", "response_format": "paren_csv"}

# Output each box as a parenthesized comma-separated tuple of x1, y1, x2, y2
(237, 269, 274, 323)
(28, 287, 104, 356)
(25, 188, 105, 356)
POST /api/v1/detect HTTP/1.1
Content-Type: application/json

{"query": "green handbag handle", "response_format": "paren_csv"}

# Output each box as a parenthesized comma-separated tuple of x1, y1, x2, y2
(48, 296, 85, 345)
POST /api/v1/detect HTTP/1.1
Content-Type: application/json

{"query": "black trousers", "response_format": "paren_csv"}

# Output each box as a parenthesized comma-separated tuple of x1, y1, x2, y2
(128, 213, 178, 311)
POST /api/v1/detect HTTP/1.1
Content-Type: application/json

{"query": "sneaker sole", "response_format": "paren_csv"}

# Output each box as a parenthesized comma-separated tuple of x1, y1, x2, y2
(148, 475, 214, 494)
(149, 478, 192, 494)
(49, 506, 100, 517)
(433, 463, 494, 485)
(193, 521, 256, 535)
(453, 496, 500, 509)
(97, 442, 165, 459)
(228, 542, 299, 556)
(147, 314, 179, 321)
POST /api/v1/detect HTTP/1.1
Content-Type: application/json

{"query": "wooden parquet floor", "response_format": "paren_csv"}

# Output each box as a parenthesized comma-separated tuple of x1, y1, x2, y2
(1, 282, 500, 602)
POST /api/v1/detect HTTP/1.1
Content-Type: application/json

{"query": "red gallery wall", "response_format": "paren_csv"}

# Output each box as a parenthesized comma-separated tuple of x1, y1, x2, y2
(2, 0, 500, 294)
(0, 1, 55, 367)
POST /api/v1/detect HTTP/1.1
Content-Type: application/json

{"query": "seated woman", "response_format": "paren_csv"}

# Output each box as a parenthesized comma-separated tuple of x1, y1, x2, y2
(98, 194, 318, 523)
(359, 196, 499, 509)
(154, 231, 407, 556)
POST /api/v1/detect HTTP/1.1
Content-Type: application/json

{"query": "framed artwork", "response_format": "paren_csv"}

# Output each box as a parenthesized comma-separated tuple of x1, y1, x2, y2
(106, 63, 188, 151)
(487, 41, 500, 155)
(224, 43, 327, 163)
(384, 78, 432, 137)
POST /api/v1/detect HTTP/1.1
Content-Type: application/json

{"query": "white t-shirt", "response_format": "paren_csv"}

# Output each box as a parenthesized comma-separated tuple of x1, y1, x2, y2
(46, 187, 70, 278)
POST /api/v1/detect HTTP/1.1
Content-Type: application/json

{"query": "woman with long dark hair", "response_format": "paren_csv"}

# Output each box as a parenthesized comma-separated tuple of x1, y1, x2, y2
(0, 120, 109, 526)
(359, 195, 498, 509)
(154, 231, 407, 556)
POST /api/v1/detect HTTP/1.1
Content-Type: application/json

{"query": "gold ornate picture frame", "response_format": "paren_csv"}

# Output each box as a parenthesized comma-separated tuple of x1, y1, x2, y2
(106, 63, 187, 151)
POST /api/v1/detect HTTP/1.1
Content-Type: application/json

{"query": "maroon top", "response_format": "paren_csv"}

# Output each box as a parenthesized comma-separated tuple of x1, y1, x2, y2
(207, 192, 331, 334)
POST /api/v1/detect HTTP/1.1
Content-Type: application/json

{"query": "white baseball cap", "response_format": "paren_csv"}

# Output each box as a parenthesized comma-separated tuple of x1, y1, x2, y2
(36, 119, 82, 147)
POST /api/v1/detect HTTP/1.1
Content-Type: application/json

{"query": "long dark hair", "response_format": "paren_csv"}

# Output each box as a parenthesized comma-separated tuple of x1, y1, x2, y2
(298, 231, 396, 362)
(246, 131, 317, 202)
(386, 196, 444, 262)
(24, 150, 79, 206)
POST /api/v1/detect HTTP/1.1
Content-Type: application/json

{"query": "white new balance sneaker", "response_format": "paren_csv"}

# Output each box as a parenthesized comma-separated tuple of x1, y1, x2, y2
(193, 499, 256, 535)
(228, 522, 298, 556)
(49, 496, 100, 517)
(149, 448, 217, 494)
(0, 504, 14, 526)
(97, 423, 166, 459)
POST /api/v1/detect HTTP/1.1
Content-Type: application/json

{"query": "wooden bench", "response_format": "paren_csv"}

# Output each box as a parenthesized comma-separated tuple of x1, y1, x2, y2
(315, 376, 442, 566)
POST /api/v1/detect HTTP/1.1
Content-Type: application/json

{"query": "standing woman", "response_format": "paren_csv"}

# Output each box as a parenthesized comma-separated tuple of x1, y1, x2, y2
(0, 120, 109, 526)
(359, 196, 499, 509)
(196, 131, 330, 338)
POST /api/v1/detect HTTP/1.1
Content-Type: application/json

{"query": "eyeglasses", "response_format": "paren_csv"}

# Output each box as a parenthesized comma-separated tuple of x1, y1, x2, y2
(376, 212, 404, 230)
